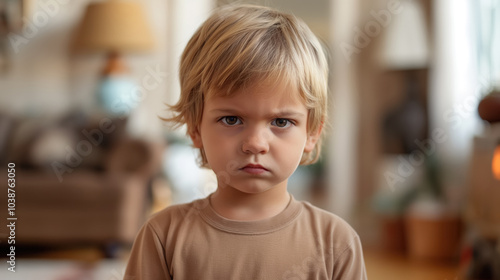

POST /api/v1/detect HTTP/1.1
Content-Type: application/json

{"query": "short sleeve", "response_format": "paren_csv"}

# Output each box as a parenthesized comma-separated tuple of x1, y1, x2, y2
(124, 222, 172, 280)
(332, 235, 367, 280)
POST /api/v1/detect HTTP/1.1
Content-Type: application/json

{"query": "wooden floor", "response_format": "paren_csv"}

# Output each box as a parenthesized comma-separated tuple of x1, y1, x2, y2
(364, 249, 462, 280)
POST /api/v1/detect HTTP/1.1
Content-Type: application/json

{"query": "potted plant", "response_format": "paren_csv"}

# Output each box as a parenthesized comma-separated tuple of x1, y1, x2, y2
(404, 155, 462, 260)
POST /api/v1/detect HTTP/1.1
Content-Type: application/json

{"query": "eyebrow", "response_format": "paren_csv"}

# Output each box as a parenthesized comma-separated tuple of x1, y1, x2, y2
(209, 108, 306, 118)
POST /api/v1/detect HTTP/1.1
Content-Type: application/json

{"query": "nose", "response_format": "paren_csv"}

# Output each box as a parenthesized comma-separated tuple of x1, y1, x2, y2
(241, 128, 270, 154)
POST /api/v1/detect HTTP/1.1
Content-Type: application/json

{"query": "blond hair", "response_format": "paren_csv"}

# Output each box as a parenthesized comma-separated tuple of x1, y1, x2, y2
(164, 4, 328, 166)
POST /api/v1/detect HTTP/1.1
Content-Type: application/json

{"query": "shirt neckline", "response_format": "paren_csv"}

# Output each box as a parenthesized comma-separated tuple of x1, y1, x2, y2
(196, 193, 303, 235)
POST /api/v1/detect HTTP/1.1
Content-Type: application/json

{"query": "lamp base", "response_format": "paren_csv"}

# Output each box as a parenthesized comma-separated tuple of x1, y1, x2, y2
(97, 52, 138, 116)
(102, 52, 129, 75)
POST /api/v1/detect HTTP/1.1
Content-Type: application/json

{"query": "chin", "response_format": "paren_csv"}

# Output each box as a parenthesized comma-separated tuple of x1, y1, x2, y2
(232, 184, 274, 194)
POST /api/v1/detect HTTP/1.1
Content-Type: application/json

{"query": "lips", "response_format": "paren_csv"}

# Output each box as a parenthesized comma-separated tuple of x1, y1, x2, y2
(240, 164, 269, 174)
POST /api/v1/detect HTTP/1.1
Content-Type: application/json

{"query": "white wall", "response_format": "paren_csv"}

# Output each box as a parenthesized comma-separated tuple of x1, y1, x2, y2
(327, 0, 360, 219)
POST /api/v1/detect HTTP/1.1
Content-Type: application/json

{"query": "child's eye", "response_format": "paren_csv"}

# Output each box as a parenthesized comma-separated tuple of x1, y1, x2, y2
(220, 116, 242, 126)
(272, 118, 293, 128)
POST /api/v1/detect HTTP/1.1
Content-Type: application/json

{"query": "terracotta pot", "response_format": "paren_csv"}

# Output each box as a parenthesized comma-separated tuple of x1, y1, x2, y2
(381, 216, 407, 253)
(405, 215, 462, 260)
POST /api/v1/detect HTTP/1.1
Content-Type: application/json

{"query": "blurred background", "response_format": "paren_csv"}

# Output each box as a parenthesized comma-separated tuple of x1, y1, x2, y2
(1, 0, 500, 279)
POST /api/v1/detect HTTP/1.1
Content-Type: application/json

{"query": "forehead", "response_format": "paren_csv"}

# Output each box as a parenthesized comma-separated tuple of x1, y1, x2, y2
(207, 77, 303, 102)
(205, 80, 306, 111)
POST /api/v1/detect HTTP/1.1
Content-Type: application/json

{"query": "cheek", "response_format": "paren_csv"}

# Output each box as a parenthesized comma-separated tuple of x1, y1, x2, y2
(201, 131, 234, 167)
(273, 136, 306, 166)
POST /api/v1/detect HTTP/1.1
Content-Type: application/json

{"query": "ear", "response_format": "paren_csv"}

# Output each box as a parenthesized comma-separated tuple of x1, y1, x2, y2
(304, 123, 323, 153)
(189, 126, 203, 148)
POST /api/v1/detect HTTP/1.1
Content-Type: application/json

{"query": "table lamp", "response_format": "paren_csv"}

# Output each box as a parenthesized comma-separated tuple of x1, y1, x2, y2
(72, 0, 155, 116)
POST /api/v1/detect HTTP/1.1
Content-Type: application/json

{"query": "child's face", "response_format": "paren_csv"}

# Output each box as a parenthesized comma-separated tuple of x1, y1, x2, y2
(191, 81, 320, 194)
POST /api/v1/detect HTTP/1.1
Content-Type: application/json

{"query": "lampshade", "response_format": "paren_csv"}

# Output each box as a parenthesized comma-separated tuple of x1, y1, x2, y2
(379, 0, 429, 69)
(73, 0, 155, 52)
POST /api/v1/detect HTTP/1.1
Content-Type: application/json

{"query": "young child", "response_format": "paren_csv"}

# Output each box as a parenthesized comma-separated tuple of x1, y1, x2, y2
(125, 4, 367, 279)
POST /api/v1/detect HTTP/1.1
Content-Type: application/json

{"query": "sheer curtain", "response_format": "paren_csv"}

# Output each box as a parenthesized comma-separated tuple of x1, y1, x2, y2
(429, 0, 487, 189)
(473, 0, 500, 89)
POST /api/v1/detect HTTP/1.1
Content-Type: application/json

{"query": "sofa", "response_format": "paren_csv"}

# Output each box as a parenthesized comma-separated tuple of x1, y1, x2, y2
(0, 112, 164, 251)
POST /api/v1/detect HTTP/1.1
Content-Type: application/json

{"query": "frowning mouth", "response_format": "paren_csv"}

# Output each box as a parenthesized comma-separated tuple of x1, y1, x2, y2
(240, 164, 269, 174)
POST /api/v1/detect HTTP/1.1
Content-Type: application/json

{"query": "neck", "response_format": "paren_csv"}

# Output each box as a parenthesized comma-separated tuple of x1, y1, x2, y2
(210, 184, 290, 221)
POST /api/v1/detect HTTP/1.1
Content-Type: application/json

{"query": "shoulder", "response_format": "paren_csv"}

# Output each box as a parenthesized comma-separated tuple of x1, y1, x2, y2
(297, 200, 361, 255)
(144, 197, 210, 235)
(297, 201, 367, 278)
(299, 201, 359, 238)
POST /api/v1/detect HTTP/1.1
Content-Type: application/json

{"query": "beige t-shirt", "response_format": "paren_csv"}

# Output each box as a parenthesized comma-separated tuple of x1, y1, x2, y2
(124, 195, 367, 280)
